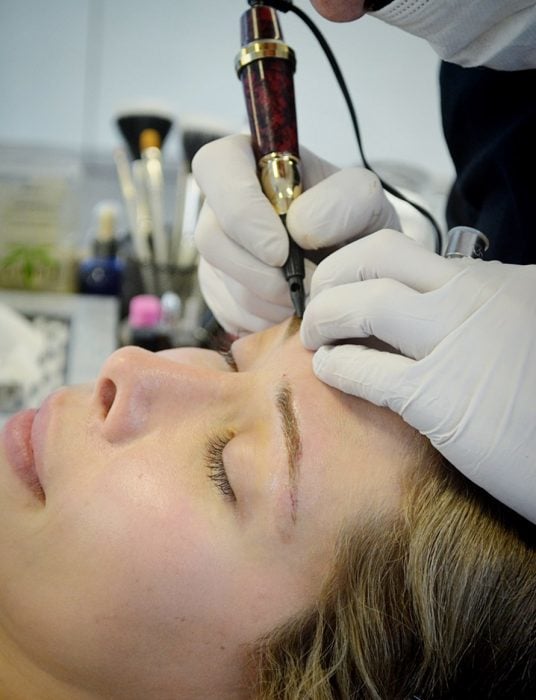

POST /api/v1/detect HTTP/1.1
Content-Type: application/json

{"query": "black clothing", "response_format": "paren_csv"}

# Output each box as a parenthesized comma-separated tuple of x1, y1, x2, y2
(440, 61, 536, 265)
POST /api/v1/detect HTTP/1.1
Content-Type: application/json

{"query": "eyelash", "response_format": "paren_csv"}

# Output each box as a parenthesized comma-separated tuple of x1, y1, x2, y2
(219, 348, 238, 371)
(205, 431, 236, 502)
(205, 338, 238, 500)
(214, 332, 238, 372)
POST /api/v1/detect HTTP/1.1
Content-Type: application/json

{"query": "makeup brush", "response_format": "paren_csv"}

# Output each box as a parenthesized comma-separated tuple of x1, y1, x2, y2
(115, 109, 173, 267)
(172, 126, 229, 267)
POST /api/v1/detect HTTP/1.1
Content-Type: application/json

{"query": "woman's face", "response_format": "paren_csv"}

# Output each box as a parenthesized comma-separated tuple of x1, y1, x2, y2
(0, 318, 415, 700)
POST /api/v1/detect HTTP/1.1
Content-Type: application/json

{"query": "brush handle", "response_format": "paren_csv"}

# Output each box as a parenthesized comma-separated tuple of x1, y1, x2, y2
(237, 4, 299, 161)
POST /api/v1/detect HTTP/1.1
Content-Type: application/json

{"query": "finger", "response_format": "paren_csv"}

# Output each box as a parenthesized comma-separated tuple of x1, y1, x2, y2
(196, 203, 292, 306)
(192, 134, 288, 266)
(310, 229, 465, 298)
(287, 169, 400, 250)
(301, 275, 473, 359)
(198, 259, 292, 332)
(312, 344, 415, 416)
(197, 203, 316, 304)
(199, 259, 278, 335)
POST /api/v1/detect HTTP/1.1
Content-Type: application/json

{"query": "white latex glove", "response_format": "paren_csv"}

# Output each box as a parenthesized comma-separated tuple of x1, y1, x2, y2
(192, 134, 400, 335)
(301, 229, 536, 524)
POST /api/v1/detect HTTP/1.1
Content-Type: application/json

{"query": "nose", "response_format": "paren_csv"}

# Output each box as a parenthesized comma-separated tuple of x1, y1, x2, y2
(232, 317, 299, 368)
(94, 346, 229, 442)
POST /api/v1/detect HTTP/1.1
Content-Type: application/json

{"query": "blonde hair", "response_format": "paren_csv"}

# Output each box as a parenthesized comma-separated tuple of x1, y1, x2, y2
(252, 440, 536, 699)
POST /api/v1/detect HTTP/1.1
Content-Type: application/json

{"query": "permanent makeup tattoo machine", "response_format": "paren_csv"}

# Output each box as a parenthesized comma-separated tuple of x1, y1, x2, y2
(235, 1, 490, 268)
(236, 1, 306, 318)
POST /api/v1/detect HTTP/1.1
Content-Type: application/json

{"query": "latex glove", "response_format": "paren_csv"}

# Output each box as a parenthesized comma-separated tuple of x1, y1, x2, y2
(192, 134, 400, 335)
(301, 229, 536, 523)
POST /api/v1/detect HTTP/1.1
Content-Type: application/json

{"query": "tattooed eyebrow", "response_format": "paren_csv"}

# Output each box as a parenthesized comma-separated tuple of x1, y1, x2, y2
(275, 379, 302, 523)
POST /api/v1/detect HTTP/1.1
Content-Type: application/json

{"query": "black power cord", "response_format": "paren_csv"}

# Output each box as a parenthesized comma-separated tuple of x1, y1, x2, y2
(248, 0, 443, 253)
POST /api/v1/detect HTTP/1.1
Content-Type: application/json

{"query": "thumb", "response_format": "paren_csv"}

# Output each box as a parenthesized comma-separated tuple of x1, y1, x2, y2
(287, 168, 400, 250)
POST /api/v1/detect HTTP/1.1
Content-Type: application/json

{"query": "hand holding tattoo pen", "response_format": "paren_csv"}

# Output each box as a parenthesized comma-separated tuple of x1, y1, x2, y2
(236, 2, 306, 318)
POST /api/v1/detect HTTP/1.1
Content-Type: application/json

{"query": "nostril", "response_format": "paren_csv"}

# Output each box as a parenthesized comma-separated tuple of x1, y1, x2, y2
(99, 379, 117, 418)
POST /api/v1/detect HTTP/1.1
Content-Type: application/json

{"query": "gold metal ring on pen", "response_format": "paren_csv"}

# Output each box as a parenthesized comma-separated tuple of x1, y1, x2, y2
(235, 40, 296, 75)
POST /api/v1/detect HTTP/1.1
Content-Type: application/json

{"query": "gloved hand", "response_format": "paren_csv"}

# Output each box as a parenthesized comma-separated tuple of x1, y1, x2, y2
(301, 229, 536, 523)
(192, 134, 400, 335)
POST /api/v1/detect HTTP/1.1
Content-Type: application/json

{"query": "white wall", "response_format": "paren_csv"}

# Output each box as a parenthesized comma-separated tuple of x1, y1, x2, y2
(0, 0, 454, 180)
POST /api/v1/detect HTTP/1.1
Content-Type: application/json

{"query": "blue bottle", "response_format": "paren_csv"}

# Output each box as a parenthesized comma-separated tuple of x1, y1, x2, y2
(79, 201, 124, 296)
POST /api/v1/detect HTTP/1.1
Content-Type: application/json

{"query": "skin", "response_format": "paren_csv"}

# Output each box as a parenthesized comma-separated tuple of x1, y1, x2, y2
(0, 318, 416, 700)
(310, 0, 368, 22)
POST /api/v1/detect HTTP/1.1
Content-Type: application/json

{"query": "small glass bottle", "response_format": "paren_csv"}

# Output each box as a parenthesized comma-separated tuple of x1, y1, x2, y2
(79, 201, 124, 296)
(122, 294, 172, 351)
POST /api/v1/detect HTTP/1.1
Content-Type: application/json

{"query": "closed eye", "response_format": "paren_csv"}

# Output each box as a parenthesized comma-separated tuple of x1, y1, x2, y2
(205, 431, 236, 502)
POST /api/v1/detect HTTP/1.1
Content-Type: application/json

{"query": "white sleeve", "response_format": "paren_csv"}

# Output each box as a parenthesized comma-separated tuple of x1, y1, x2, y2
(371, 0, 536, 70)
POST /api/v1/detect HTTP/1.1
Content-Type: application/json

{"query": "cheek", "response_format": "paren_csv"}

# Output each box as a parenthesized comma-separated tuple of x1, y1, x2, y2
(24, 421, 223, 612)
(0, 453, 231, 656)
(56, 451, 218, 605)
(0, 475, 255, 692)
(42, 412, 245, 615)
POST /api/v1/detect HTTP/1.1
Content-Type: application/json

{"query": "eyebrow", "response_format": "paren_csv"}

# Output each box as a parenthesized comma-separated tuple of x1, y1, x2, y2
(283, 315, 302, 341)
(275, 379, 302, 523)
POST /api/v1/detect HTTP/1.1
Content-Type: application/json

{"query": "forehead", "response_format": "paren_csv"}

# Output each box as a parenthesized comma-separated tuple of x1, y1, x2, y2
(269, 332, 413, 527)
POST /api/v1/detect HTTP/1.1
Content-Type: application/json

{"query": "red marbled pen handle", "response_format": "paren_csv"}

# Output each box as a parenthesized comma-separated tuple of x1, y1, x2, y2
(237, 4, 299, 161)
(236, 3, 305, 317)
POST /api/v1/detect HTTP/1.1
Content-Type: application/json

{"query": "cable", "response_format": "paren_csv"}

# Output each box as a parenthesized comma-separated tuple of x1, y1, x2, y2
(248, 0, 443, 253)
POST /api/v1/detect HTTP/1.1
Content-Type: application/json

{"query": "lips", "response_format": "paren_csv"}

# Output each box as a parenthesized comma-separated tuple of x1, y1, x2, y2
(2, 407, 45, 501)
